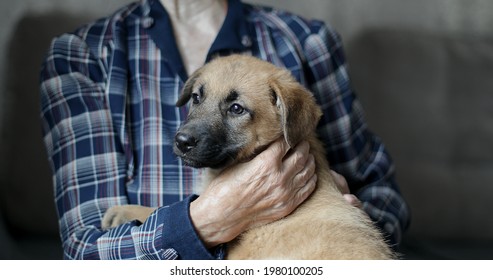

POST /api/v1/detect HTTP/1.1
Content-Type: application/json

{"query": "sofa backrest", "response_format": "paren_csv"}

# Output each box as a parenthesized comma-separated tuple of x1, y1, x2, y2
(347, 30, 493, 241)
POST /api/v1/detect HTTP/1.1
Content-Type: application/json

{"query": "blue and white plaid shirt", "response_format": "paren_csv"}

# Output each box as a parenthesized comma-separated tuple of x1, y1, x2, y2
(40, 0, 410, 260)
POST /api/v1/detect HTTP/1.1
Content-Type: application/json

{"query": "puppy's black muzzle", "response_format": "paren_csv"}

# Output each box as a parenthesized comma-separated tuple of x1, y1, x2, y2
(175, 132, 198, 154)
(173, 122, 234, 169)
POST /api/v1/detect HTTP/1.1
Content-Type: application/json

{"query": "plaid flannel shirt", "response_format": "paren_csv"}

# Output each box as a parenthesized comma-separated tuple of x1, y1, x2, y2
(40, 0, 410, 259)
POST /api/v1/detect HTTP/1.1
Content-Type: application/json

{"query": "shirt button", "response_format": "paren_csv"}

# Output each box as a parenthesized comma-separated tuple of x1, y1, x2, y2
(141, 17, 154, 29)
(241, 35, 252, 47)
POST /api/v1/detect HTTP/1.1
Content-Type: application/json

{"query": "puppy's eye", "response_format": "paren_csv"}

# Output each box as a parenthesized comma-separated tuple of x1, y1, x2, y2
(191, 93, 200, 104)
(229, 103, 245, 115)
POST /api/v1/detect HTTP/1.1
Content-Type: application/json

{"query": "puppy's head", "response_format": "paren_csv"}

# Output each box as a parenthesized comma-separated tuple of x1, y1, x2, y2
(174, 55, 322, 169)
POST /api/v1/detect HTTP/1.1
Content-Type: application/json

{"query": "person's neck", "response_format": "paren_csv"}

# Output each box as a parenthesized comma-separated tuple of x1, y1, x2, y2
(161, 0, 227, 23)
(159, 0, 228, 75)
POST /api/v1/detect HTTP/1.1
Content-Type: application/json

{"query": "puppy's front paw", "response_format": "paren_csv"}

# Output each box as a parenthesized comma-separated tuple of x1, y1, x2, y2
(101, 205, 157, 230)
(102, 205, 132, 230)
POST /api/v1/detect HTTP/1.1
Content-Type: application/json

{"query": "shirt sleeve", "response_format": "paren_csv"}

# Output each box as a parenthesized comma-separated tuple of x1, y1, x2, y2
(302, 23, 411, 247)
(40, 33, 221, 259)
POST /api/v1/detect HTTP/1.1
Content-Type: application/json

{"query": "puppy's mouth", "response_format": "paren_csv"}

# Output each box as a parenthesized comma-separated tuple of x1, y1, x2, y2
(176, 140, 274, 171)
(174, 143, 239, 169)
(179, 155, 232, 169)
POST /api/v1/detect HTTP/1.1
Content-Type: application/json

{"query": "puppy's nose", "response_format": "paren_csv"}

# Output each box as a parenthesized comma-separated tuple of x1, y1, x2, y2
(175, 132, 198, 153)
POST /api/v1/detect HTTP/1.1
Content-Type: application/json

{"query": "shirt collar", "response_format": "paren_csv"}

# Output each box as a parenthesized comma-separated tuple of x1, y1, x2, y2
(144, 0, 251, 80)
(208, 0, 252, 58)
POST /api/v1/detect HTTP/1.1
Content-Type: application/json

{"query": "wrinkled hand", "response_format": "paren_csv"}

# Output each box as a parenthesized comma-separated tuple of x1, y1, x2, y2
(330, 170, 363, 209)
(190, 138, 317, 248)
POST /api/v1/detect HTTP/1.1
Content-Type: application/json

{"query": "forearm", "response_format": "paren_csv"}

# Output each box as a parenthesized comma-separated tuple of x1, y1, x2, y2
(50, 147, 219, 259)
(59, 196, 221, 260)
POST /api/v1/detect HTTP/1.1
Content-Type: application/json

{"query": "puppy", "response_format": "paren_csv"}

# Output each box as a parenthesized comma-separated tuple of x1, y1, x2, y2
(102, 55, 394, 259)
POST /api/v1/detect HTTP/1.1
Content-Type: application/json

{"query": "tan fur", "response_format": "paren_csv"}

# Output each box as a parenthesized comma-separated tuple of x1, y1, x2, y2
(102, 55, 394, 259)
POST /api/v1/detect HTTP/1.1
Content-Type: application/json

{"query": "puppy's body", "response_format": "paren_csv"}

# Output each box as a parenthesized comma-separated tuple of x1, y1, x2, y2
(102, 55, 394, 259)
(226, 133, 390, 259)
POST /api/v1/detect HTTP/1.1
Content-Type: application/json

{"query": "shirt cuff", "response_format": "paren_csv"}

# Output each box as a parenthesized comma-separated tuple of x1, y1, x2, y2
(160, 195, 225, 260)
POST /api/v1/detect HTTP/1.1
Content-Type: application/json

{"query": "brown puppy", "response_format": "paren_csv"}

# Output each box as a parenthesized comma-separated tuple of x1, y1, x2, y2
(102, 55, 394, 259)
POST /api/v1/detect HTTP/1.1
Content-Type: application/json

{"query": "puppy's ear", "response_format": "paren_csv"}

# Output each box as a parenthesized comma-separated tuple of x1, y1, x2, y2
(270, 73, 322, 148)
(176, 68, 203, 107)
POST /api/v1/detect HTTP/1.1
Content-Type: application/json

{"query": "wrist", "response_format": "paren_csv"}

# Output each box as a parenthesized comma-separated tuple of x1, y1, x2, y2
(189, 197, 247, 248)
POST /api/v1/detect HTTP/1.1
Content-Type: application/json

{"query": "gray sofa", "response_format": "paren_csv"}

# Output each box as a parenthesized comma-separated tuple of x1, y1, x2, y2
(1, 13, 491, 259)
(347, 30, 493, 259)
